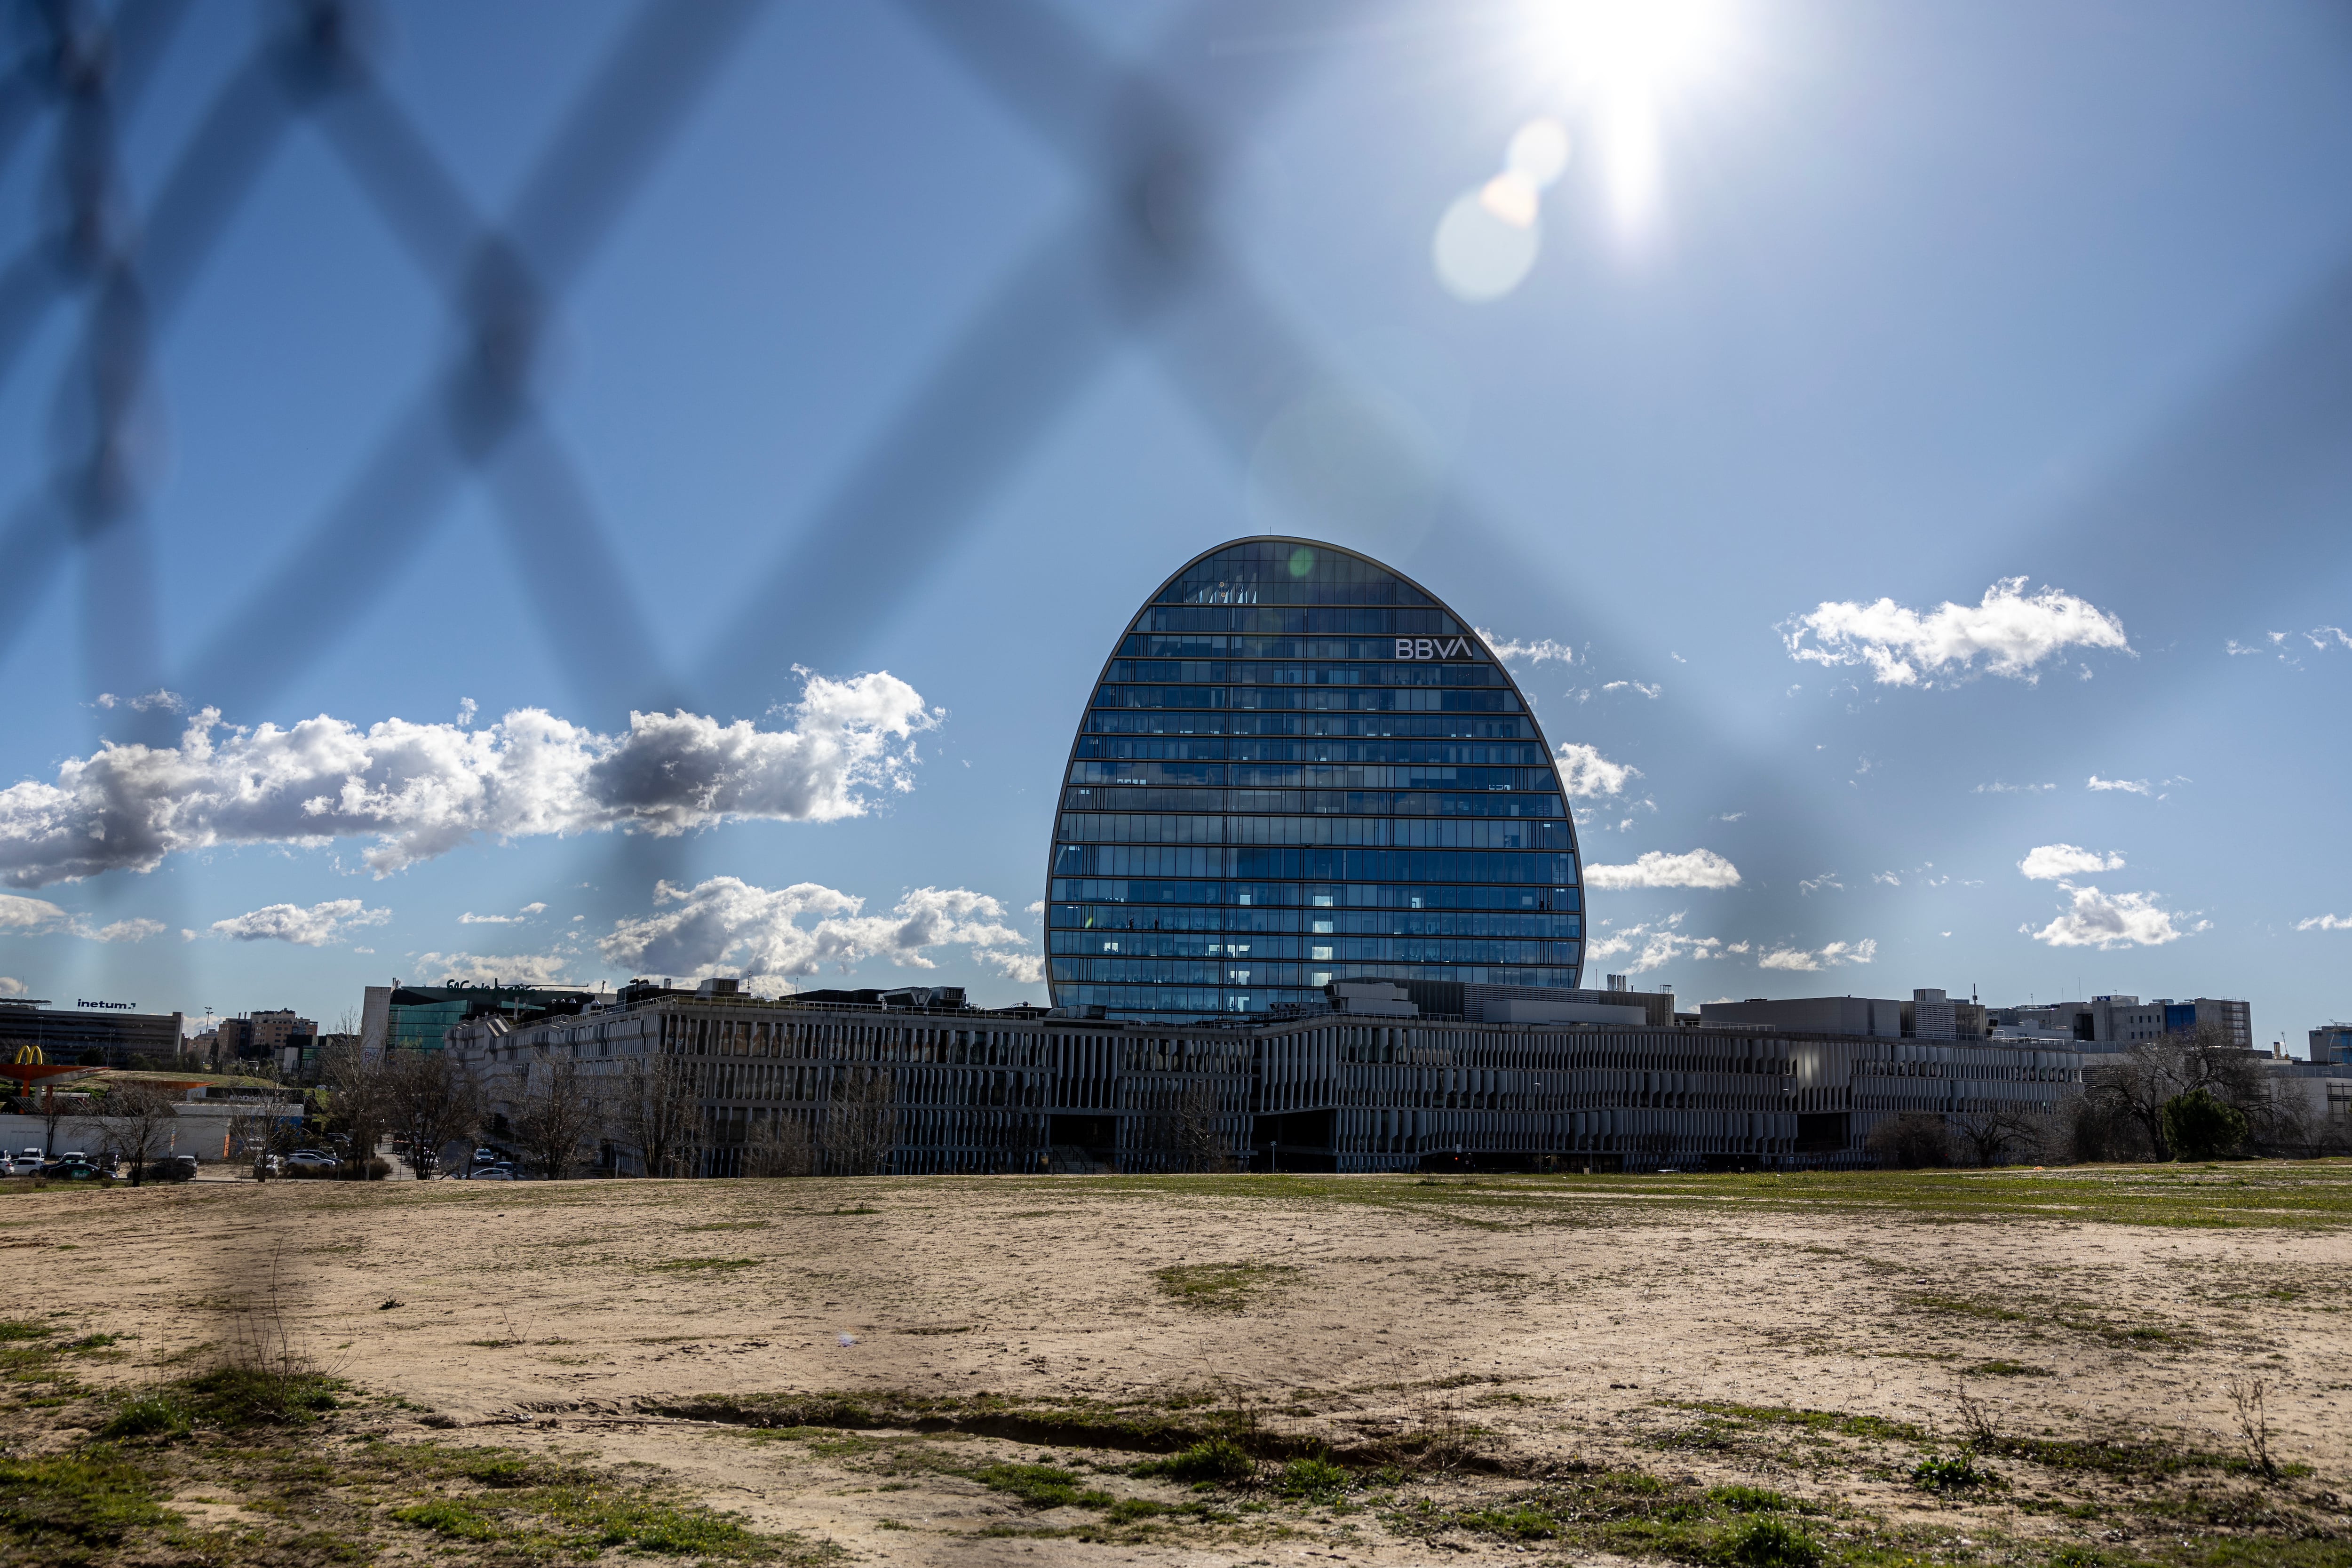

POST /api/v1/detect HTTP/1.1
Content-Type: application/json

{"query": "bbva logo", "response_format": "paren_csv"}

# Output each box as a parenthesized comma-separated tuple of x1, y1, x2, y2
(1394, 637, 1480, 661)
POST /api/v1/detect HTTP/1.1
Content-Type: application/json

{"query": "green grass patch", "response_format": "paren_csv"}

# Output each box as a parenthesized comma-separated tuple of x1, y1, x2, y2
(1151, 1260, 1301, 1313)
(1723, 1515, 1821, 1568)
(0, 1447, 169, 1558)
(1911, 1454, 1994, 1491)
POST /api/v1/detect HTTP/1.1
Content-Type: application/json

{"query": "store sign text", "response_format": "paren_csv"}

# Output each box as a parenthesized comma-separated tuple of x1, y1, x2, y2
(1394, 637, 1479, 661)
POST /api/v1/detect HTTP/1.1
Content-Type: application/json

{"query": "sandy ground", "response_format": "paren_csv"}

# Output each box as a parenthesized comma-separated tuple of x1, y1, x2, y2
(14, 1171, 2352, 1565)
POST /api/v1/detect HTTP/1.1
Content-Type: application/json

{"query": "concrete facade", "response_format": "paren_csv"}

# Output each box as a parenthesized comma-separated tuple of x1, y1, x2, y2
(444, 988, 2086, 1176)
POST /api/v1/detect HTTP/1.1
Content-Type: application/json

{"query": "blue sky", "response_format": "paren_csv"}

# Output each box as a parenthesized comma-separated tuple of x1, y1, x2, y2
(2, 0, 2348, 1049)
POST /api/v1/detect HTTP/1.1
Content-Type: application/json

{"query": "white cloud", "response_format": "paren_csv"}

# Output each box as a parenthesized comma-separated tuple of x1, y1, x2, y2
(95, 689, 185, 714)
(460, 913, 519, 924)
(1476, 629, 1576, 665)
(0, 977, 23, 997)
(1714, 811, 1745, 822)
(1552, 742, 1642, 798)
(456, 698, 478, 727)
(1871, 872, 1900, 887)
(211, 899, 390, 947)
(2310, 627, 2352, 651)
(1974, 781, 2055, 795)
(596, 877, 1035, 994)
(0, 892, 162, 942)
(0, 894, 61, 933)
(520, 901, 546, 915)
(2029, 884, 2195, 949)
(414, 950, 586, 987)
(2086, 775, 2151, 795)
(1758, 938, 1877, 971)
(1583, 849, 1740, 890)
(2295, 914, 2352, 932)
(0, 670, 936, 887)
(1799, 871, 1843, 895)
(2018, 843, 2125, 881)
(1782, 577, 2129, 686)
(1601, 680, 1661, 699)
(1583, 912, 1725, 972)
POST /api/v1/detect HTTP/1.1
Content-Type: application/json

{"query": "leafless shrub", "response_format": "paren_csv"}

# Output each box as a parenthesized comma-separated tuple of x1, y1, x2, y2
(2227, 1377, 2280, 1481)
(1865, 1112, 1953, 1169)
(742, 1108, 815, 1178)
(1953, 1383, 2004, 1452)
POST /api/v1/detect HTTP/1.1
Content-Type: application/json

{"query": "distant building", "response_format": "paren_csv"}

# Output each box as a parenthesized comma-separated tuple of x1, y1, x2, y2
(361, 983, 600, 1055)
(1988, 995, 2251, 1051)
(0, 998, 185, 1067)
(2312, 1023, 2352, 1067)
(217, 1010, 316, 1063)
(1698, 996, 1903, 1038)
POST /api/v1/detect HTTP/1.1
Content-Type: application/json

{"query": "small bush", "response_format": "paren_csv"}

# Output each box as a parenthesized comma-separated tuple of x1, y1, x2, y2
(1912, 1454, 1992, 1491)
(1275, 1455, 1351, 1503)
(1138, 1437, 1254, 1483)
(0, 1321, 54, 1343)
(1709, 1484, 1790, 1513)
(1723, 1515, 1822, 1568)
(100, 1396, 191, 1441)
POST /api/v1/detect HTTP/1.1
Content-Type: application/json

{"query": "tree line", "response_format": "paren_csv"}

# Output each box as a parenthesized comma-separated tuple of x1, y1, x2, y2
(1864, 1023, 2349, 1169)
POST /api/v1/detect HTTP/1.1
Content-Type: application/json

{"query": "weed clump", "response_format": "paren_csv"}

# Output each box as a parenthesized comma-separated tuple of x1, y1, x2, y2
(1721, 1515, 1821, 1568)
(1274, 1454, 1351, 1503)
(1912, 1454, 1993, 1492)
(98, 1395, 191, 1441)
(1708, 1484, 1790, 1513)
(975, 1462, 1111, 1510)
(1138, 1437, 1253, 1484)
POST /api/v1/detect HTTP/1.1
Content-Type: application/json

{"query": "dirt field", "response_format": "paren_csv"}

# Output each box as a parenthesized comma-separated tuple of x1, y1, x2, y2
(5, 1166, 2351, 1566)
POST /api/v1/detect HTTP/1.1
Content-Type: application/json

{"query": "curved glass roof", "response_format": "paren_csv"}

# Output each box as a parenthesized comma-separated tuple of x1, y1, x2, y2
(1045, 538, 1582, 1020)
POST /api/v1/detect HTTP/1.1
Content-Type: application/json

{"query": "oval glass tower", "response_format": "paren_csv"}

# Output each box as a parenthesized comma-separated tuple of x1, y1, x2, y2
(1045, 538, 1583, 1021)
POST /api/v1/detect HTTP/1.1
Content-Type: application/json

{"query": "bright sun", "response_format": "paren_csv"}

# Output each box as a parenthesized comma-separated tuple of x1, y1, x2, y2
(1528, 0, 1731, 229)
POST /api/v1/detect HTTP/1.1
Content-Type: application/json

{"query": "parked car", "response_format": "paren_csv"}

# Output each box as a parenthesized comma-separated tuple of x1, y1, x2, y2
(284, 1149, 339, 1169)
(16, 1148, 41, 1167)
(470, 1165, 515, 1181)
(145, 1154, 199, 1183)
(40, 1158, 103, 1181)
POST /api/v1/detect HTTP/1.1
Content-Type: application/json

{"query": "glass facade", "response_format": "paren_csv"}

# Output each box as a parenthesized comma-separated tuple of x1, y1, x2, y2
(1046, 539, 1581, 1021)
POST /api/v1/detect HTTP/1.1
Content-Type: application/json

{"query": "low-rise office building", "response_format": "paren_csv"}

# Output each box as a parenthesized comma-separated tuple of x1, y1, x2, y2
(1991, 995, 2251, 1051)
(444, 979, 2085, 1177)
(0, 998, 186, 1068)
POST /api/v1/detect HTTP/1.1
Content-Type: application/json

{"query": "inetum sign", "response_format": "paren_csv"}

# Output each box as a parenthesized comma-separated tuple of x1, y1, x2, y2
(1393, 637, 1482, 661)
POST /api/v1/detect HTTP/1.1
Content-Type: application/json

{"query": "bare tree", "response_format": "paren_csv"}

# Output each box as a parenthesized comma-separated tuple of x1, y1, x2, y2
(38, 1082, 78, 1158)
(742, 1108, 814, 1178)
(1946, 1102, 2044, 1167)
(84, 1082, 180, 1184)
(2083, 1023, 2267, 1162)
(318, 1036, 394, 1175)
(819, 1066, 897, 1177)
(1137, 1079, 1235, 1173)
(613, 1048, 701, 1177)
(511, 1049, 604, 1181)
(384, 1051, 483, 1179)
(1865, 1112, 1953, 1169)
